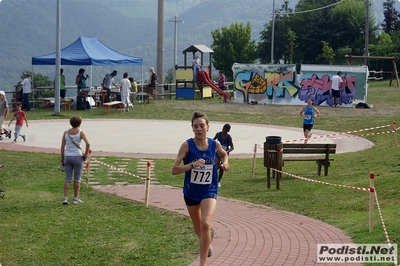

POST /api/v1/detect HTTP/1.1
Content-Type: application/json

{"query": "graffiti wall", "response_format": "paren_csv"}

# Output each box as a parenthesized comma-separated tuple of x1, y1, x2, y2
(232, 63, 368, 107)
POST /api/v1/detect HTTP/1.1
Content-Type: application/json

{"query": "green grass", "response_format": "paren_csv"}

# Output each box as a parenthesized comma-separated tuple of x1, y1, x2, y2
(1, 81, 400, 265)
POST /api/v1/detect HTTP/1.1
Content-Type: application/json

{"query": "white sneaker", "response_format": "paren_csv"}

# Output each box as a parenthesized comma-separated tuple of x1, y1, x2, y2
(73, 197, 83, 204)
(63, 197, 68, 205)
(218, 182, 221, 187)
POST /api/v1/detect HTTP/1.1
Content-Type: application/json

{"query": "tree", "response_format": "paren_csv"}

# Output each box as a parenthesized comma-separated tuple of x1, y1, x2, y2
(164, 68, 173, 84)
(368, 31, 396, 71)
(331, 0, 376, 54)
(369, 32, 394, 55)
(287, 0, 335, 63)
(285, 29, 298, 64)
(259, 3, 294, 64)
(16, 71, 53, 98)
(17, 71, 52, 88)
(211, 22, 258, 78)
(320, 41, 335, 64)
(382, 0, 400, 33)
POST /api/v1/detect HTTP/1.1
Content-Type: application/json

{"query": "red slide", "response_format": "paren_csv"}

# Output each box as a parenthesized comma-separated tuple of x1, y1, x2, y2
(196, 70, 230, 101)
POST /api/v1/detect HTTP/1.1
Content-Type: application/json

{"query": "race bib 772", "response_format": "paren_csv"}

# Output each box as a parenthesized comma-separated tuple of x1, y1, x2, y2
(190, 164, 213, 185)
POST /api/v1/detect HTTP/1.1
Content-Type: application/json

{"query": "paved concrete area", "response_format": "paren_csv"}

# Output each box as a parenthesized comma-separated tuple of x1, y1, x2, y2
(0, 119, 373, 158)
(1, 119, 371, 265)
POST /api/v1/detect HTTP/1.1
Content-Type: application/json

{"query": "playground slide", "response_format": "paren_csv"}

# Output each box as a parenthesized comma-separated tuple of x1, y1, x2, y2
(196, 70, 230, 101)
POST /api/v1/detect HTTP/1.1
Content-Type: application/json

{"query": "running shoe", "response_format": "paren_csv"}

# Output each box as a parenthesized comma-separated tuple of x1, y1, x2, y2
(63, 197, 69, 205)
(73, 197, 84, 204)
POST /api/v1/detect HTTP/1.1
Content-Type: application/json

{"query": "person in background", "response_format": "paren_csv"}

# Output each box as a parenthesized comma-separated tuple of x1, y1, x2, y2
(54, 68, 66, 100)
(120, 72, 132, 111)
(147, 67, 157, 100)
(75, 68, 88, 92)
(102, 70, 119, 103)
(0, 91, 11, 141)
(8, 103, 28, 143)
(331, 71, 346, 107)
(172, 111, 230, 266)
(217, 71, 227, 99)
(129, 77, 138, 103)
(61, 115, 90, 205)
(213, 123, 234, 187)
(14, 73, 32, 111)
(129, 77, 137, 93)
(192, 54, 201, 72)
(299, 98, 321, 143)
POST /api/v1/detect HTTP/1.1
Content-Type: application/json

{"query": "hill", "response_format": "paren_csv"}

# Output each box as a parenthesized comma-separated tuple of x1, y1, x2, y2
(0, 0, 395, 91)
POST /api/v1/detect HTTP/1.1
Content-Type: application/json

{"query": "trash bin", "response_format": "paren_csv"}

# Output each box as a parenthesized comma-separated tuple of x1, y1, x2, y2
(265, 136, 281, 144)
(264, 136, 282, 167)
(264, 136, 283, 189)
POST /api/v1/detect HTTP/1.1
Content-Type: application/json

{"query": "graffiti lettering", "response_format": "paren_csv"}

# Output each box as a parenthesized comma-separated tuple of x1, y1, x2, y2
(299, 74, 355, 106)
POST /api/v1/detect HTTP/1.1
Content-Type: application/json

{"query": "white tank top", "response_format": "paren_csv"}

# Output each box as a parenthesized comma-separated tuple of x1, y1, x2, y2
(64, 130, 82, 156)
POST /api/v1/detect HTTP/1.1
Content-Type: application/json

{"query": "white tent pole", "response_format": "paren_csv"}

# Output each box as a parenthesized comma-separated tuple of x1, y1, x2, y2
(54, 0, 61, 115)
(89, 65, 93, 112)
(141, 64, 144, 107)
(31, 65, 35, 109)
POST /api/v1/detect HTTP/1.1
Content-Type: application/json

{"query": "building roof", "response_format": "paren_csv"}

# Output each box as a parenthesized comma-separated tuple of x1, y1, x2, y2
(182, 44, 213, 54)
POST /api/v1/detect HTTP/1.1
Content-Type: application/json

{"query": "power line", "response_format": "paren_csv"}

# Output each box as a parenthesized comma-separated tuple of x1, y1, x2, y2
(199, 0, 346, 15)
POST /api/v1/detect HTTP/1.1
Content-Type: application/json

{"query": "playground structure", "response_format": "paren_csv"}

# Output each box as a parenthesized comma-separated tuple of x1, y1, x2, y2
(345, 55, 399, 87)
(175, 44, 229, 100)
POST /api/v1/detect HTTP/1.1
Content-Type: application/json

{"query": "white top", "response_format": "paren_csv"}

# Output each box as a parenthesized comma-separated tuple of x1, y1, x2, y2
(331, 75, 342, 91)
(64, 130, 82, 156)
(21, 77, 32, 93)
(192, 58, 201, 67)
(119, 78, 131, 97)
(103, 74, 114, 89)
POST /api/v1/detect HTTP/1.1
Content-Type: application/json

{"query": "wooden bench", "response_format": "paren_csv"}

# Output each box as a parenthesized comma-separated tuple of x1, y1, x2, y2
(282, 143, 337, 176)
(62, 99, 71, 111)
(102, 101, 123, 115)
(38, 97, 72, 111)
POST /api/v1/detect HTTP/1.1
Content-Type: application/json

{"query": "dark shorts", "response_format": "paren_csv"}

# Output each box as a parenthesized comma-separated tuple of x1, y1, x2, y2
(219, 86, 227, 91)
(184, 194, 218, 206)
(303, 124, 313, 132)
(332, 89, 340, 98)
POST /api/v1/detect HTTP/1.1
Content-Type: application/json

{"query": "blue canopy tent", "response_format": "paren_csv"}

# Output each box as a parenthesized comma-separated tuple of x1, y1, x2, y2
(32, 37, 143, 66)
(31, 37, 143, 109)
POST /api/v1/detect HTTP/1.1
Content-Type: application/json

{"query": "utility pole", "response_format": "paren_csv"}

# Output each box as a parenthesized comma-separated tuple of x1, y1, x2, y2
(270, 0, 276, 64)
(364, 0, 369, 65)
(169, 14, 184, 83)
(157, 0, 164, 84)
